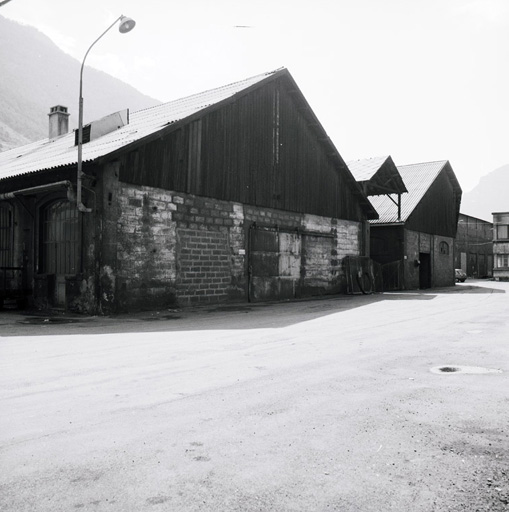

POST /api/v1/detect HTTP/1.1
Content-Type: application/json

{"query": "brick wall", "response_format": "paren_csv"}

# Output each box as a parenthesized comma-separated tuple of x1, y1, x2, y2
(176, 228, 231, 303)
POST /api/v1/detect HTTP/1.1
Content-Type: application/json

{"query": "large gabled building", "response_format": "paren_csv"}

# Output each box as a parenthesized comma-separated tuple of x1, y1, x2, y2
(0, 68, 377, 313)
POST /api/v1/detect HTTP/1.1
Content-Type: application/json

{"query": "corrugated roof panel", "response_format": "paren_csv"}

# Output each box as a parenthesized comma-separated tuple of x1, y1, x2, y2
(0, 69, 280, 181)
(347, 156, 390, 181)
(369, 161, 448, 224)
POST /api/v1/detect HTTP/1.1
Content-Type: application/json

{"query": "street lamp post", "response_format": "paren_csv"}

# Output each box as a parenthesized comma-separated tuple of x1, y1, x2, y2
(77, 15, 136, 213)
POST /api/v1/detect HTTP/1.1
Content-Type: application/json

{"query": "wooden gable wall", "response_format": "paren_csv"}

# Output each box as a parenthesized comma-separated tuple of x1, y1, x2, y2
(405, 166, 461, 237)
(118, 77, 365, 222)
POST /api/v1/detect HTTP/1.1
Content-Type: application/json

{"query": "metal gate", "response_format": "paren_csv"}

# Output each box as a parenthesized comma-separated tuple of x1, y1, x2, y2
(0, 204, 26, 308)
(381, 260, 403, 291)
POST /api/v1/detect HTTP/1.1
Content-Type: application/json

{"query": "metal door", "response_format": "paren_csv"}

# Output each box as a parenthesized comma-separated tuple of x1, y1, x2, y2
(41, 201, 79, 306)
(248, 225, 301, 302)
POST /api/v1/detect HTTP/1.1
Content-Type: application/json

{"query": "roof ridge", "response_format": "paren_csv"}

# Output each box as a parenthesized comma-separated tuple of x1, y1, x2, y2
(132, 68, 286, 116)
(347, 155, 389, 162)
(397, 159, 448, 169)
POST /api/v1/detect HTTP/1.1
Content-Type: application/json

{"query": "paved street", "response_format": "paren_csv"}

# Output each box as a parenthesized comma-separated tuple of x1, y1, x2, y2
(1, 280, 508, 511)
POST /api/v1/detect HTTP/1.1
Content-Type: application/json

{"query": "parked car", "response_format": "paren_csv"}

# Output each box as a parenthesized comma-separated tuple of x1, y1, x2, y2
(455, 269, 467, 283)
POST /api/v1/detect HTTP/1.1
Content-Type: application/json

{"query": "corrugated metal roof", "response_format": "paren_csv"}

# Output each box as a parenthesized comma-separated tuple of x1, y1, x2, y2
(0, 69, 281, 182)
(347, 156, 390, 181)
(369, 160, 448, 224)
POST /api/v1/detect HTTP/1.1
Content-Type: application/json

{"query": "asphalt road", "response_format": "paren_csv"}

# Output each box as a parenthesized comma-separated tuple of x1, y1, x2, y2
(1, 280, 508, 511)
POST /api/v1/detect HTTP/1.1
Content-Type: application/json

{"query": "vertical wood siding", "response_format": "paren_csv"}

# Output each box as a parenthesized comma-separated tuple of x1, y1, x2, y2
(406, 169, 461, 237)
(119, 77, 365, 222)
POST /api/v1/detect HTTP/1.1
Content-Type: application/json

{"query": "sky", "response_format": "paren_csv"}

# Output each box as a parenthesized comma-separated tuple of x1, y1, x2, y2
(2, 0, 509, 192)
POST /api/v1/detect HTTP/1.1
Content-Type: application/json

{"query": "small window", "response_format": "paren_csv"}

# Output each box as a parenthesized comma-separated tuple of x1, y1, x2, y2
(498, 254, 509, 268)
(496, 225, 509, 240)
(439, 241, 449, 255)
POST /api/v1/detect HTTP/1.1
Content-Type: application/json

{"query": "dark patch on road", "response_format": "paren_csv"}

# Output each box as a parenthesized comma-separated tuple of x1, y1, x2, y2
(141, 314, 182, 321)
(206, 305, 253, 313)
(146, 496, 171, 504)
(18, 317, 81, 325)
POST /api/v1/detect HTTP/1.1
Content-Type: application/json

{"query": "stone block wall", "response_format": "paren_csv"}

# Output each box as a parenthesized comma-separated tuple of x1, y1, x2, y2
(116, 185, 178, 311)
(432, 235, 454, 287)
(114, 183, 363, 310)
(404, 230, 454, 289)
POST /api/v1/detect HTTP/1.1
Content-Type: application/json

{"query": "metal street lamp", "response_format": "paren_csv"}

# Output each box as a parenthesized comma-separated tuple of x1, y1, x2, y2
(77, 15, 136, 212)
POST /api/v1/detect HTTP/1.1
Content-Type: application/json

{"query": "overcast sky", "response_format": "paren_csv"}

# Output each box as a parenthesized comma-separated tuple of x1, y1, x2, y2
(3, 0, 508, 192)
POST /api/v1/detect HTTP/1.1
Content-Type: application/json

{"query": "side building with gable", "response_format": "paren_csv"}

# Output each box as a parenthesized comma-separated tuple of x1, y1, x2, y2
(348, 158, 462, 291)
(0, 68, 377, 313)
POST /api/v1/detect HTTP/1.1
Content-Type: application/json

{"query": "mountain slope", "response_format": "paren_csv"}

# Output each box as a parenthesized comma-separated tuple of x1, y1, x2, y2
(0, 15, 160, 152)
(461, 164, 509, 221)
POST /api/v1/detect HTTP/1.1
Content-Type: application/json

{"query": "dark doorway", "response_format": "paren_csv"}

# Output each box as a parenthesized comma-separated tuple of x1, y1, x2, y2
(419, 252, 431, 289)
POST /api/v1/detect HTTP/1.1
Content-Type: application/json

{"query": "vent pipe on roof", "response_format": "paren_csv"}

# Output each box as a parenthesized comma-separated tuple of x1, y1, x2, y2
(48, 105, 70, 139)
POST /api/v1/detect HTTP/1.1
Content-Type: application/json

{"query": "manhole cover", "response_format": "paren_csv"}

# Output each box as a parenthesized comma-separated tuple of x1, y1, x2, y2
(431, 365, 503, 375)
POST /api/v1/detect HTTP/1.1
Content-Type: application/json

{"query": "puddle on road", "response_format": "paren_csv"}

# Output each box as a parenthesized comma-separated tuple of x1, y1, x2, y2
(430, 365, 503, 375)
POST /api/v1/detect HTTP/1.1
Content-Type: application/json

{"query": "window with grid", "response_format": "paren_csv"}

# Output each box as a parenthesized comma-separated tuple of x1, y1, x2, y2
(0, 205, 13, 268)
(41, 201, 79, 274)
(498, 254, 509, 268)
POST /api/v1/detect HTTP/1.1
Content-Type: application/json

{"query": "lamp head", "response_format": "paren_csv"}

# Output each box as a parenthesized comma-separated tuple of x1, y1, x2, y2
(119, 16, 136, 33)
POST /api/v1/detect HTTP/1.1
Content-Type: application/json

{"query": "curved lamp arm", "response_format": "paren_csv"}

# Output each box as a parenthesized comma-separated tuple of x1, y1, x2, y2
(77, 15, 136, 213)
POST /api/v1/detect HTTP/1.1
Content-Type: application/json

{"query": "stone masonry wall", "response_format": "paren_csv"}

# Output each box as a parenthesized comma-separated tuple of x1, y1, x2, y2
(115, 183, 362, 310)
(116, 185, 246, 309)
(116, 185, 178, 311)
(404, 230, 454, 289)
(432, 235, 455, 287)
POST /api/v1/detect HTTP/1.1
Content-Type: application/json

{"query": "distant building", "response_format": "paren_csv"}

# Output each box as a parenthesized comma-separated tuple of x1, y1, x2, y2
(455, 213, 493, 278)
(492, 212, 509, 281)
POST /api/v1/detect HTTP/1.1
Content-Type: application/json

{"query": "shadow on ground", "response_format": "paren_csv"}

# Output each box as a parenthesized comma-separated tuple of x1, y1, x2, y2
(0, 281, 504, 337)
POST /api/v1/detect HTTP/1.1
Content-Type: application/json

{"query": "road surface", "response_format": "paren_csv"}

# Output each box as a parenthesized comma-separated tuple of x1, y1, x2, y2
(1, 280, 508, 511)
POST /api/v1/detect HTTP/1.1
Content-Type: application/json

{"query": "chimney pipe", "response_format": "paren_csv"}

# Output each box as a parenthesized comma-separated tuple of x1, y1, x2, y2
(48, 105, 70, 139)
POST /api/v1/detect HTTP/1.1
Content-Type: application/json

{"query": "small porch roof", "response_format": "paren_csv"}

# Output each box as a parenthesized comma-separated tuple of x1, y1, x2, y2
(347, 155, 407, 196)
